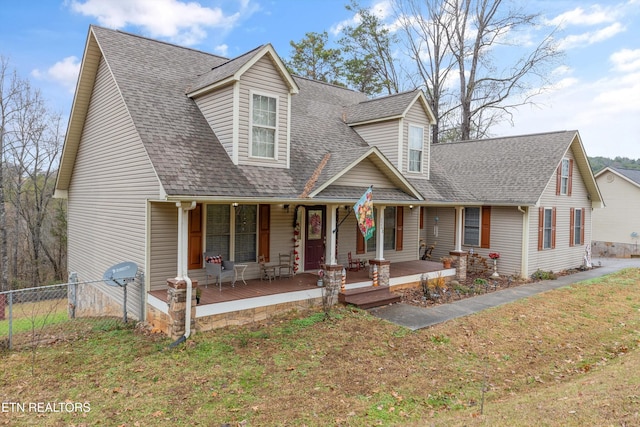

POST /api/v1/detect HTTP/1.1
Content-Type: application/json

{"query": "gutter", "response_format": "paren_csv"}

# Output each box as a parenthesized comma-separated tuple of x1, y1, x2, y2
(169, 201, 197, 348)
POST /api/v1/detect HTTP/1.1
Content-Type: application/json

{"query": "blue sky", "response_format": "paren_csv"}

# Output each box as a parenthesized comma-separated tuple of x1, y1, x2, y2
(1, 0, 639, 159)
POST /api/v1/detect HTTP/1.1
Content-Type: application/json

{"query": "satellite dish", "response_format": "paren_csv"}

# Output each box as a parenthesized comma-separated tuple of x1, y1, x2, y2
(103, 261, 137, 287)
(102, 262, 138, 323)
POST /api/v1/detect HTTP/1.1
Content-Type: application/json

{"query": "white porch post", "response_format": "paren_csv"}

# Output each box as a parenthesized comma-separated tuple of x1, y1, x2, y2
(376, 205, 385, 260)
(454, 206, 464, 252)
(326, 204, 338, 265)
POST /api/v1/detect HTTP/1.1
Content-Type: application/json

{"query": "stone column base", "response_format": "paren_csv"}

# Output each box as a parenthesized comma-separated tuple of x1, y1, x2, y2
(166, 278, 198, 340)
(368, 259, 390, 286)
(450, 251, 468, 282)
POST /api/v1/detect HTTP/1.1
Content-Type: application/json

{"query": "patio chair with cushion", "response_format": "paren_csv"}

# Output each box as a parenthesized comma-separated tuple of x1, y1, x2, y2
(204, 252, 235, 291)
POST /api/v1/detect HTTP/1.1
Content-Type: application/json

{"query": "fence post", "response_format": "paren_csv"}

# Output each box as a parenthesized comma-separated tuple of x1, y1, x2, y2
(68, 272, 78, 319)
(8, 292, 13, 350)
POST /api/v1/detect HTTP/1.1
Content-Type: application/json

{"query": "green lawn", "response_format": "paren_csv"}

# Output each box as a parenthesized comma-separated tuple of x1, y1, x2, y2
(1, 269, 639, 426)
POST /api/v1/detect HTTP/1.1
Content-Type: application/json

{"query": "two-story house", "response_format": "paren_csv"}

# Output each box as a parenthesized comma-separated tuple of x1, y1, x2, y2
(55, 26, 603, 333)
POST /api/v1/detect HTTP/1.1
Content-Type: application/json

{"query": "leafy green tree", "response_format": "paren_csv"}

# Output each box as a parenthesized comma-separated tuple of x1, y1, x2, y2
(339, 0, 402, 96)
(285, 31, 344, 85)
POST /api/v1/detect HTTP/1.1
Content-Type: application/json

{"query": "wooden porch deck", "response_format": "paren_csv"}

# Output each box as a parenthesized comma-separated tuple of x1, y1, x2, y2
(149, 259, 444, 305)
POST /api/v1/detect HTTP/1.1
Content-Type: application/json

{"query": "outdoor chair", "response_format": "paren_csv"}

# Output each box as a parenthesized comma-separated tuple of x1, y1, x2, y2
(278, 252, 294, 279)
(258, 255, 277, 282)
(348, 252, 365, 271)
(205, 260, 235, 291)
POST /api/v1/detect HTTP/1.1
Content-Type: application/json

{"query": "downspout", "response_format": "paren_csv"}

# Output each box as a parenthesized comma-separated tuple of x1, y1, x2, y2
(518, 206, 529, 277)
(170, 201, 197, 347)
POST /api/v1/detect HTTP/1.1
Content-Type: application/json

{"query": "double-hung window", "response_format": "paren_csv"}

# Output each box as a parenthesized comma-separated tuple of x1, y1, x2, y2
(570, 207, 584, 246)
(560, 158, 570, 195)
(366, 207, 397, 252)
(205, 204, 257, 263)
(251, 93, 277, 158)
(463, 207, 480, 246)
(408, 125, 424, 173)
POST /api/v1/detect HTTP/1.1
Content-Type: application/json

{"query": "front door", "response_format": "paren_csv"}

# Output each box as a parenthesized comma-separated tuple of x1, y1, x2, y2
(304, 206, 325, 270)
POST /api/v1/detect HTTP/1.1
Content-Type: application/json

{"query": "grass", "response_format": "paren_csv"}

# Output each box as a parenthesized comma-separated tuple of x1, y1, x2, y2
(0, 299, 68, 335)
(1, 268, 640, 425)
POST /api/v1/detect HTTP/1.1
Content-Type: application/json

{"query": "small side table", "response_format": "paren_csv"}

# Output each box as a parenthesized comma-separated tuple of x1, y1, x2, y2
(233, 264, 248, 286)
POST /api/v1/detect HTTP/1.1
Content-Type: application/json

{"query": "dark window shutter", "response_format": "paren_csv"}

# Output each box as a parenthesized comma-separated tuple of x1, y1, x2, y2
(356, 223, 365, 254)
(551, 207, 557, 249)
(188, 204, 203, 269)
(569, 207, 575, 246)
(419, 207, 424, 229)
(556, 165, 561, 196)
(568, 159, 574, 196)
(396, 207, 404, 251)
(538, 207, 544, 251)
(258, 204, 271, 262)
(480, 206, 491, 248)
(580, 207, 585, 244)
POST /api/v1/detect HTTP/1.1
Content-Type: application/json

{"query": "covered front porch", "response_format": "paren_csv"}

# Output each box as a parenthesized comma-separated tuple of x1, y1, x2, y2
(147, 259, 454, 332)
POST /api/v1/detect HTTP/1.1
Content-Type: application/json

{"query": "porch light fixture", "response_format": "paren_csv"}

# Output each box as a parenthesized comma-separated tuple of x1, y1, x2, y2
(409, 205, 414, 210)
(284, 204, 290, 212)
(232, 202, 239, 208)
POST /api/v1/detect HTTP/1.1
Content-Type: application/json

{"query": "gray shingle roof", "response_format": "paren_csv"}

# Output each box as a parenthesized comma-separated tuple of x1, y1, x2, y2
(88, 27, 581, 206)
(413, 131, 577, 205)
(186, 45, 264, 94)
(345, 90, 421, 124)
(611, 167, 640, 186)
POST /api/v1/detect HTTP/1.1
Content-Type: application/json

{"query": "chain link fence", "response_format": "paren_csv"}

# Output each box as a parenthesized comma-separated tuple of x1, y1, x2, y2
(0, 274, 142, 351)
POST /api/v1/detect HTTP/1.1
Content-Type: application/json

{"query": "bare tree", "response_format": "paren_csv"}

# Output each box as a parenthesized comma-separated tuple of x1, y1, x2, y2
(395, 0, 457, 144)
(394, 0, 561, 142)
(5, 81, 63, 285)
(445, 0, 562, 140)
(0, 56, 26, 292)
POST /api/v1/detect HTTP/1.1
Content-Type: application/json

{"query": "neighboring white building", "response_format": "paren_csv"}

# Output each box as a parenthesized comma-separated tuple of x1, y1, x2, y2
(593, 167, 640, 257)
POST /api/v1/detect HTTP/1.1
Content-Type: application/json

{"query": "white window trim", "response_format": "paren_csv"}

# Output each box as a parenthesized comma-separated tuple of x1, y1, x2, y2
(249, 90, 279, 160)
(560, 158, 570, 195)
(407, 124, 424, 174)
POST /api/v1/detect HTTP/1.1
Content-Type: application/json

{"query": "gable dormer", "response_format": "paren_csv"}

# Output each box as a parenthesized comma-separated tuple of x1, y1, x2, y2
(187, 44, 299, 168)
(345, 90, 435, 179)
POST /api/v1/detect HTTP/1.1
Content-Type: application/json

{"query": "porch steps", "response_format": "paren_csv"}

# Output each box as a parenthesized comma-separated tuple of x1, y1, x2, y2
(339, 285, 401, 309)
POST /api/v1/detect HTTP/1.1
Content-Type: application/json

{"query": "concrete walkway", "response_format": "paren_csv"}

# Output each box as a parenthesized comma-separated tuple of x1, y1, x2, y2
(369, 257, 640, 330)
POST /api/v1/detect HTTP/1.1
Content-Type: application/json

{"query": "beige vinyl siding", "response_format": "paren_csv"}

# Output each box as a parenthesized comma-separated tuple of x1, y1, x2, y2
(593, 172, 640, 244)
(425, 207, 456, 260)
(352, 120, 400, 166)
(194, 84, 235, 161)
(460, 207, 524, 277)
(528, 149, 592, 275)
(334, 158, 396, 188)
(403, 101, 431, 178)
(238, 56, 289, 167)
(337, 206, 420, 264)
(67, 56, 162, 318)
(149, 202, 178, 291)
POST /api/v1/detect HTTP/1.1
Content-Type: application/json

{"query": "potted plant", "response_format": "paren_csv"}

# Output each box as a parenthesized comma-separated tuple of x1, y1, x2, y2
(440, 256, 453, 269)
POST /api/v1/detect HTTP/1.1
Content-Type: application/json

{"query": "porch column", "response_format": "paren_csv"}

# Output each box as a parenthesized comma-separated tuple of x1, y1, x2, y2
(454, 206, 464, 252)
(326, 204, 338, 265)
(375, 205, 385, 261)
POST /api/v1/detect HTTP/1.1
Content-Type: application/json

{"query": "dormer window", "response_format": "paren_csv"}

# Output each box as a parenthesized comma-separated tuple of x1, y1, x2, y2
(250, 92, 278, 158)
(408, 124, 424, 173)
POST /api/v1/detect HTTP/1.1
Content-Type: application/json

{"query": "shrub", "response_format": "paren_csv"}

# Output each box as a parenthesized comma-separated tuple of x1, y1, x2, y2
(531, 269, 557, 280)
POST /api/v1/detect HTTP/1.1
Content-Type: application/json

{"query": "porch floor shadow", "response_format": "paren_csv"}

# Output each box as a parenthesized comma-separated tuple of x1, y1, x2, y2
(149, 259, 443, 305)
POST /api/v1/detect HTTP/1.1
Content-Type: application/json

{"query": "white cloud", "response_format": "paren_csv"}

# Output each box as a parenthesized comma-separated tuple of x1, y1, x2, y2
(214, 44, 229, 57)
(546, 5, 618, 28)
(611, 48, 640, 72)
(558, 22, 625, 50)
(67, 0, 254, 46)
(31, 56, 81, 94)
